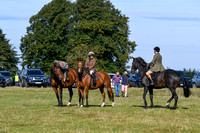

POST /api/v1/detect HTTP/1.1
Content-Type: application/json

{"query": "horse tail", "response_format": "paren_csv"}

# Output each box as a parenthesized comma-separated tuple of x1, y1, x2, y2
(181, 76, 191, 98)
(107, 89, 112, 101)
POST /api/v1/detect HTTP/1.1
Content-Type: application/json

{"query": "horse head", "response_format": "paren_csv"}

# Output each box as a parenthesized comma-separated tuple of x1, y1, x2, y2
(131, 57, 147, 74)
(77, 58, 83, 74)
(131, 57, 138, 74)
(52, 62, 64, 81)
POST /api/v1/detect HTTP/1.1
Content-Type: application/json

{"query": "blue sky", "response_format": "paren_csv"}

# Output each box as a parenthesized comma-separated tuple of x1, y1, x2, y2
(0, 0, 200, 70)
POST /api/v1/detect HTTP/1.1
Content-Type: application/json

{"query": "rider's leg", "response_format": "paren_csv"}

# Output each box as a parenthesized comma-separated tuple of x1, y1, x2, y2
(146, 70, 154, 86)
(66, 68, 69, 81)
(89, 70, 95, 87)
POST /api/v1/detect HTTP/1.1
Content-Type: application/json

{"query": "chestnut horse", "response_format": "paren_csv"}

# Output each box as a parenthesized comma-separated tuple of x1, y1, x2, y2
(77, 58, 114, 107)
(50, 62, 78, 106)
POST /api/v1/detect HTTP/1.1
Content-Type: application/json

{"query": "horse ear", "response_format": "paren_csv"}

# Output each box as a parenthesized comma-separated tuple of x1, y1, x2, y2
(132, 57, 135, 60)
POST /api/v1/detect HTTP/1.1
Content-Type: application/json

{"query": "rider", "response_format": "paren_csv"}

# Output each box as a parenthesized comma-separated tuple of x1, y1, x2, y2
(146, 47, 165, 86)
(85, 51, 96, 86)
(54, 60, 69, 82)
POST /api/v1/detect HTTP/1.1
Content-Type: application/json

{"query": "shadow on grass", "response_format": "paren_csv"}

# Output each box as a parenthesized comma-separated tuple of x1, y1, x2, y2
(132, 105, 189, 110)
(53, 104, 112, 108)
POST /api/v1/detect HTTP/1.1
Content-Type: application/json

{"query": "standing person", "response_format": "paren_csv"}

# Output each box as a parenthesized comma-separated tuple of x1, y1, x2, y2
(146, 46, 165, 86)
(15, 74, 19, 86)
(85, 51, 96, 87)
(112, 72, 122, 97)
(121, 71, 129, 97)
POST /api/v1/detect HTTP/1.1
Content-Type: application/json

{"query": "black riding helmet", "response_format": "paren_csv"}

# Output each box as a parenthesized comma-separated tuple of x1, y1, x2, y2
(154, 46, 160, 52)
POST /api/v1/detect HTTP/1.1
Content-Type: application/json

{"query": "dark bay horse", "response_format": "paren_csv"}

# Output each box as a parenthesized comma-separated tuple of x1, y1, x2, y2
(131, 57, 191, 109)
(50, 62, 78, 106)
(77, 58, 114, 107)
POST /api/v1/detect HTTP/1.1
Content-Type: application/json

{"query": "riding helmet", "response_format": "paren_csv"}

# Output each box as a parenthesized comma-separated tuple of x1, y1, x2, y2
(154, 47, 160, 52)
(88, 51, 94, 56)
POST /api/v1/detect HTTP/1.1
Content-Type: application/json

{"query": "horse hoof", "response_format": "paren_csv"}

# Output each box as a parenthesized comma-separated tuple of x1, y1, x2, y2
(80, 105, 83, 108)
(166, 102, 170, 107)
(112, 102, 115, 107)
(77, 103, 80, 107)
(67, 102, 71, 106)
(171, 107, 177, 110)
(101, 102, 105, 107)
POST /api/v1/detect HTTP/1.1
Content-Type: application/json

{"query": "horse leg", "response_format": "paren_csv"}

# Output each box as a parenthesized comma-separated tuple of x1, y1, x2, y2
(149, 88, 154, 108)
(107, 87, 115, 107)
(79, 88, 84, 107)
(85, 87, 89, 107)
(99, 87, 105, 107)
(67, 86, 73, 106)
(171, 88, 178, 109)
(143, 86, 148, 109)
(78, 88, 81, 106)
(58, 86, 63, 107)
(166, 89, 174, 107)
(52, 87, 60, 106)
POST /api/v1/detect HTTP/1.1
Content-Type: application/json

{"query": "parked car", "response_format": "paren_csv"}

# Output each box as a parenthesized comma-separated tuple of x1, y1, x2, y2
(176, 70, 192, 88)
(0, 75, 6, 87)
(192, 72, 200, 88)
(0, 71, 12, 86)
(109, 73, 116, 88)
(128, 73, 142, 87)
(20, 69, 48, 87)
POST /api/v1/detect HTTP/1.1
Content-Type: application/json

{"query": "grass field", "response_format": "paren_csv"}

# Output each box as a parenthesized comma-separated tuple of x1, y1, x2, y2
(0, 86, 200, 133)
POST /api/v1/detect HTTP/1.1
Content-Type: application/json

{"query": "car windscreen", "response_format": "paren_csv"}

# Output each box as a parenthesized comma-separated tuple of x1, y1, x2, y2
(0, 72, 10, 76)
(109, 75, 114, 79)
(27, 70, 43, 75)
(177, 71, 187, 77)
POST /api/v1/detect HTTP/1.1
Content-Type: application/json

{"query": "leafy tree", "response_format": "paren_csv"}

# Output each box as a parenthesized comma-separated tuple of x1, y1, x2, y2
(0, 29, 18, 75)
(20, 0, 136, 74)
(183, 68, 197, 79)
(20, 0, 74, 73)
(69, 0, 136, 73)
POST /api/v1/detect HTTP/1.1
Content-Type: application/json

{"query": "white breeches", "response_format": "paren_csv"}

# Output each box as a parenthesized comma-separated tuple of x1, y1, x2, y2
(90, 70, 94, 75)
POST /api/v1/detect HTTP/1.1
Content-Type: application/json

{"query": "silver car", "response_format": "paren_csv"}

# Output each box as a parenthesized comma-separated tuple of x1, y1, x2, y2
(192, 72, 200, 88)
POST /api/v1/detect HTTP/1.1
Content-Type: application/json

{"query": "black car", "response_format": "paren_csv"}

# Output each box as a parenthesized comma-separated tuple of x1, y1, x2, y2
(20, 69, 48, 87)
(0, 75, 6, 87)
(128, 73, 142, 87)
(0, 71, 12, 86)
(176, 70, 192, 88)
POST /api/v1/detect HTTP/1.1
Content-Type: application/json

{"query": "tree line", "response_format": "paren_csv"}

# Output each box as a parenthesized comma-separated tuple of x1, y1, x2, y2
(20, 0, 136, 74)
(1, 0, 198, 78)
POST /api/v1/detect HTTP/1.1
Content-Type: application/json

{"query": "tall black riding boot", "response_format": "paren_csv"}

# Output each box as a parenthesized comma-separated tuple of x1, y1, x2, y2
(66, 69, 69, 81)
(92, 73, 96, 85)
(149, 77, 154, 86)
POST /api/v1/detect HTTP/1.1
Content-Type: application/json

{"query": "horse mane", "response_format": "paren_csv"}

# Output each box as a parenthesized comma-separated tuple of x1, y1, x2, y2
(136, 57, 147, 66)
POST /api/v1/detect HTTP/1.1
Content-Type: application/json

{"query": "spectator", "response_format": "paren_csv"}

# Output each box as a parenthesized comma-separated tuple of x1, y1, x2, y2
(121, 71, 129, 97)
(15, 74, 19, 86)
(112, 72, 122, 97)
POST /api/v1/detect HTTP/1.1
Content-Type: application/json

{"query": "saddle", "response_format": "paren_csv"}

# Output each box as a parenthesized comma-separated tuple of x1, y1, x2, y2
(94, 72, 100, 81)
(151, 71, 161, 79)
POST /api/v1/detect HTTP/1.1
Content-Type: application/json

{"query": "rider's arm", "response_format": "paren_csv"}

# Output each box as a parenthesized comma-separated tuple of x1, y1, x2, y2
(148, 54, 158, 65)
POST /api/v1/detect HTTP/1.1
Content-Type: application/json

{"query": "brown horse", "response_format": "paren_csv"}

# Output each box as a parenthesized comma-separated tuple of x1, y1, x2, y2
(50, 62, 78, 106)
(77, 58, 114, 107)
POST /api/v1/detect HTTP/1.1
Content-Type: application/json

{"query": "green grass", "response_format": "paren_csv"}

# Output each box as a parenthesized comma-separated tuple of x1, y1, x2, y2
(0, 86, 200, 132)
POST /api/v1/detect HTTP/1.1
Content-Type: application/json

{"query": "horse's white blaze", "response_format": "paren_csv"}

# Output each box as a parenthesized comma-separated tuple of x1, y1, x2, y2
(101, 102, 105, 107)
(112, 102, 115, 107)
(67, 102, 71, 106)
